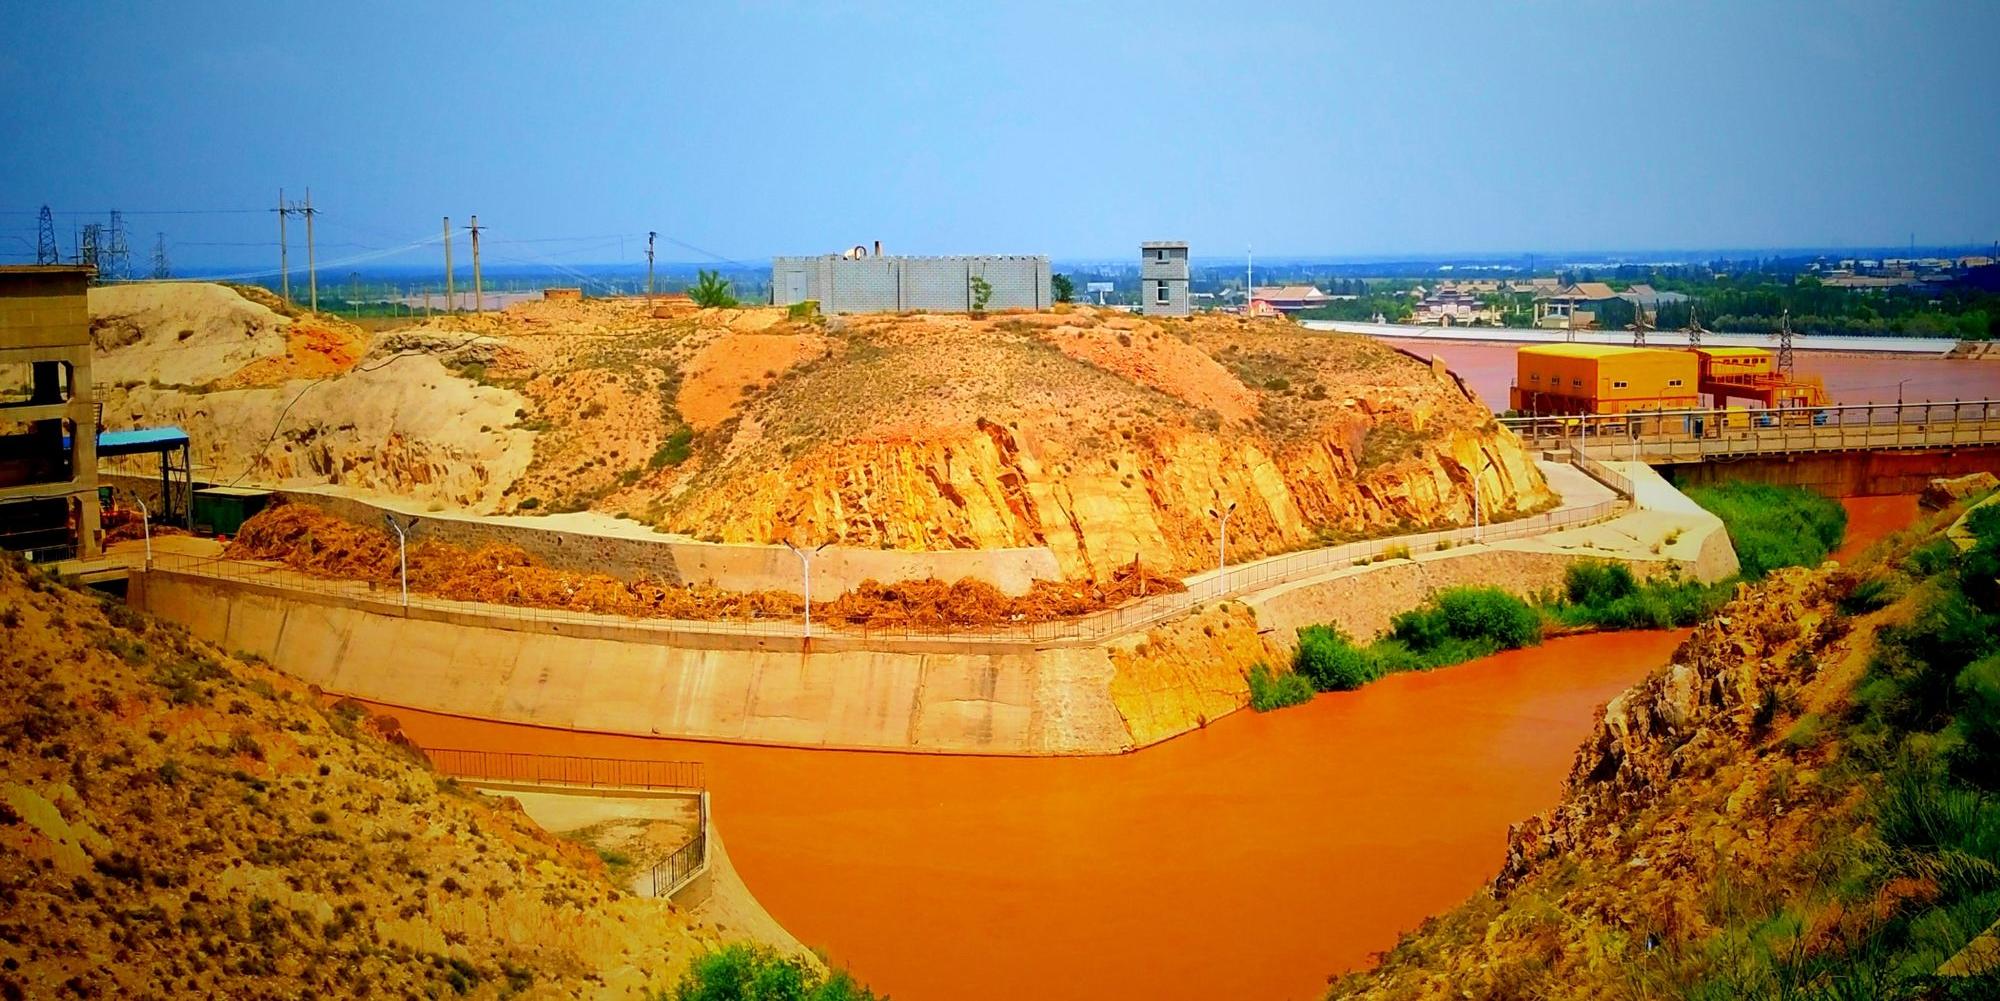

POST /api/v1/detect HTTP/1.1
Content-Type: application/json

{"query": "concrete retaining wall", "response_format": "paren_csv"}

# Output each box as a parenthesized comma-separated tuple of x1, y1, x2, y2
(134, 571, 1136, 755)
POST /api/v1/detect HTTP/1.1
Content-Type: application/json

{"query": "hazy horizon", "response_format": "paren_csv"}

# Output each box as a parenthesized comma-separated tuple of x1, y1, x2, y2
(3, 1, 1996, 272)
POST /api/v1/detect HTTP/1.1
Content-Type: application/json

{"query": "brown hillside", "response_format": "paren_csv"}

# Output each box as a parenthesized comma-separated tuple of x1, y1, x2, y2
(0, 555, 724, 999)
(92, 289, 1553, 578)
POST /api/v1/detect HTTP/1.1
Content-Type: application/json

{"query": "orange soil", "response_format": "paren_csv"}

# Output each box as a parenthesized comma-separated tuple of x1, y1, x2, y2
(372, 629, 1686, 1001)
(218, 317, 367, 388)
(678, 330, 829, 430)
(224, 504, 1180, 626)
(1832, 493, 1921, 564)
(1039, 320, 1259, 422)
(100, 506, 189, 544)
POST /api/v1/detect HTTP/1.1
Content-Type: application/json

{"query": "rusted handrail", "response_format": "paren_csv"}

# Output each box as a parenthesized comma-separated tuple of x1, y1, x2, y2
(424, 747, 705, 791)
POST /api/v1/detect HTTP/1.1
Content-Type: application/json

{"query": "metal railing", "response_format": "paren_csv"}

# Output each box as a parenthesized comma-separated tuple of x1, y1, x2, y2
(423, 747, 705, 791)
(1504, 399, 2000, 464)
(143, 489, 1628, 648)
(650, 791, 710, 899)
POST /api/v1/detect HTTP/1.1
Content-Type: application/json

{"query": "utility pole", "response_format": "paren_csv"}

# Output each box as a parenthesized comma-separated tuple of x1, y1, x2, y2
(647, 230, 656, 301)
(274, 188, 291, 304)
(302, 188, 318, 313)
(442, 216, 453, 313)
(1777, 308, 1795, 378)
(467, 215, 483, 314)
(151, 232, 169, 279)
(1245, 246, 1253, 315)
(35, 205, 58, 265)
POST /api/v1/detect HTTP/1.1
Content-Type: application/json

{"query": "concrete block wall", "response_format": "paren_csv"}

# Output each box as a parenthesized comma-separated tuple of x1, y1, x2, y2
(772, 255, 1050, 314)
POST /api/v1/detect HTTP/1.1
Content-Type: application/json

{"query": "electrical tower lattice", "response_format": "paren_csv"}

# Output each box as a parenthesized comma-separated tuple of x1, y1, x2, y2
(35, 206, 59, 265)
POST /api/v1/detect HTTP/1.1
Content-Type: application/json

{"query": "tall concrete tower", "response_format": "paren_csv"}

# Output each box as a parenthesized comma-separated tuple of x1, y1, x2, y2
(1141, 241, 1189, 316)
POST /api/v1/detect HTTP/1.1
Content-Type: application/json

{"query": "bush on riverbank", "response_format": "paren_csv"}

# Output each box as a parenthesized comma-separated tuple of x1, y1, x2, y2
(1684, 481, 1847, 578)
(1290, 588, 1543, 696)
(673, 944, 880, 1001)
(1549, 561, 1731, 630)
(1246, 662, 1316, 711)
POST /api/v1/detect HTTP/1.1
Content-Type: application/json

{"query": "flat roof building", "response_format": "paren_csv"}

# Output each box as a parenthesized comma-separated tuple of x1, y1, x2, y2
(772, 252, 1051, 315)
(1509, 343, 1700, 416)
(1140, 241, 1189, 317)
(0, 266, 101, 562)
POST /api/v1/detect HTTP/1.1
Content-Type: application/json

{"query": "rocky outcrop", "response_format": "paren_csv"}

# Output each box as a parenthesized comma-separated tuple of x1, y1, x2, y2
(1106, 602, 1279, 746)
(1501, 569, 1849, 887)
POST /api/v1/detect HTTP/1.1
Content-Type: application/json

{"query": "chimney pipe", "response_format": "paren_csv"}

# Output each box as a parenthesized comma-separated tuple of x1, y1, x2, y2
(874, 240, 882, 257)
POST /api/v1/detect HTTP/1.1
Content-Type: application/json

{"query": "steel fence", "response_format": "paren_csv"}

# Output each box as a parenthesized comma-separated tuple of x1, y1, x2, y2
(143, 487, 1630, 647)
(423, 747, 705, 791)
(650, 791, 710, 898)
(1503, 398, 2000, 464)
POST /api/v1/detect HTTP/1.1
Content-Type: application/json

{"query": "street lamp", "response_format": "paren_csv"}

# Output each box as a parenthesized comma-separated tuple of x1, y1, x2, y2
(381, 515, 410, 607)
(784, 540, 829, 641)
(1472, 456, 1497, 543)
(130, 493, 152, 569)
(1207, 500, 1238, 579)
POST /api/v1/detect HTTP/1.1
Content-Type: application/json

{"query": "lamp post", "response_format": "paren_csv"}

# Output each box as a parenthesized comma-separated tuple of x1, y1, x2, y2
(1472, 456, 1497, 543)
(132, 493, 152, 569)
(382, 515, 410, 607)
(784, 540, 829, 641)
(1208, 500, 1237, 586)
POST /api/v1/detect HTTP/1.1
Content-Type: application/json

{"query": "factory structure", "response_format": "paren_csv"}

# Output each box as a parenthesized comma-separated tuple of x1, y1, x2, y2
(1509, 343, 1828, 417)
(771, 243, 1050, 315)
(0, 266, 102, 561)
(1140, 241, 1190, 317)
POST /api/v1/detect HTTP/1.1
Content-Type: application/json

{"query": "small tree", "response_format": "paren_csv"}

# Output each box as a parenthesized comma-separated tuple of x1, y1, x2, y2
(690, 269, 738, 308)
(1051, 273, 1075, 303)
(969, 275, 992, 314)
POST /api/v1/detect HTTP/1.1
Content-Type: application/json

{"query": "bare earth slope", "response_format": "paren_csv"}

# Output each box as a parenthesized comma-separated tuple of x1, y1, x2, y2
(96, 289, 1551, 578)
(0, 555, 724, 998)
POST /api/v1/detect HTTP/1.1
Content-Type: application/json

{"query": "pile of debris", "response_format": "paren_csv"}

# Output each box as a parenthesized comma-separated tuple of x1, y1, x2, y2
(225, 504, 1182, 628)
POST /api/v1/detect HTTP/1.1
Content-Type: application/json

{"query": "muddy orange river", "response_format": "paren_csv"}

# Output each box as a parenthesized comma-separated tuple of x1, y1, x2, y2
(1834, 494, 1920, 564)
(367, 629, 1687, 1001)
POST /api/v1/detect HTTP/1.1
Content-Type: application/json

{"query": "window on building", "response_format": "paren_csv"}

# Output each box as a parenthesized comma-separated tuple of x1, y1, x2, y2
(0, 361, 73, 408)
(1572, 378, 1584, 389)
(1156, 282, 1170, 304)
(1155, 248, 1167, 262)
(1667, 378, 1683, 387)
(1529, 373, 1541, 384)
(1612, 380, 1629, 388)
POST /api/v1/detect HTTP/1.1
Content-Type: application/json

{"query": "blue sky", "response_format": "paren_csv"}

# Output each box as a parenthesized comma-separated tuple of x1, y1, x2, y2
(2, 1, 1996, 267)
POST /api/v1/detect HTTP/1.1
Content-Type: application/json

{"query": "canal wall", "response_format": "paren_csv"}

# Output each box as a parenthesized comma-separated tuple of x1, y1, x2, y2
(1661, 445, 2000, 497)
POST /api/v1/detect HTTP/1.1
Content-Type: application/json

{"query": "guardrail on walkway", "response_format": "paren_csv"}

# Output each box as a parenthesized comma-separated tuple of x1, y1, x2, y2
(424, 747, 705, 791)
(1505, 399, 2000, 464)
(423, 746, 713, 900)
(142, 489, 1626, 647)
(650, 792, 709, 899)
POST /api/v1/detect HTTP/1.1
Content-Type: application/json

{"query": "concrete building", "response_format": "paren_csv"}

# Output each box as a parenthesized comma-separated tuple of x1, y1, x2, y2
(1533, 282, 1621, 328)
(1509, 343, 1700, 416)
(1140, 241, 1189, 316)
(0, 266, 100, 562)
(771, 251, 1050, 315)
(1412, 285, 1493, 326)
(1249, 285, 1334, 313)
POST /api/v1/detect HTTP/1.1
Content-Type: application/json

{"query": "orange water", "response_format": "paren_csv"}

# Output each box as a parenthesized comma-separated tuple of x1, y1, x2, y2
(368, 629, 1684, 1001)
(1833, 494, 1921, 564)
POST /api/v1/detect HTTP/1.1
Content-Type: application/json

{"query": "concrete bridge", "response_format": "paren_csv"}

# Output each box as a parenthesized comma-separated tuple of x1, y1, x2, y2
(1501, 399, 2000, 465)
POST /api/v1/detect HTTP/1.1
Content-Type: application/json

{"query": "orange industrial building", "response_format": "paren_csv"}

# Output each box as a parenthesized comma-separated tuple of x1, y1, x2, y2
(1693, 346, 1828, 408)
(1509, 344, 1701, 415)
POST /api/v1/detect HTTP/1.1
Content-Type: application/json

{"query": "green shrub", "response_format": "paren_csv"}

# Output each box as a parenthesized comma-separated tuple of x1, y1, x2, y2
(1293, 625, 1378, 691)
(650, 427, 695, 469)
(673, 944, 880, 1001)
(1246, 663, 1315, 711)
(1390, 587, 1542, 653)
(1685, 481, 1847, 578)
(1564, 561, 1637, 607)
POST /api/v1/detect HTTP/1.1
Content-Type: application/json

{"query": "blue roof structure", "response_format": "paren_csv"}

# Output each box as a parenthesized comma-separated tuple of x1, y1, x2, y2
(94, 426, 191, 457)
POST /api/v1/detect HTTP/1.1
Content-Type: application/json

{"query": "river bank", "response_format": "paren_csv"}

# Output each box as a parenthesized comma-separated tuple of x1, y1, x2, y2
(364, 628, 1686, 1001)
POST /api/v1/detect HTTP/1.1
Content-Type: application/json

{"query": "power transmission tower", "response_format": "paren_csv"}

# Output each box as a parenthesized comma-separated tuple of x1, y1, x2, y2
(151, 232, 169, 279)
(78, 223, 102, 274)
(647, 230, 656, 301)
(35, 205, 58, 265)
(466, 215, 483, 314)
(442, 216, 453, 312)
(1684, 305, 1703, 350)
(1776, 309, 1795, 377)
(302, 188, 318, 313)
(105, 210, 131, 281)
(1628, 299, 1652, 347)
(274, 188, 292, 303)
